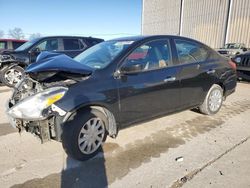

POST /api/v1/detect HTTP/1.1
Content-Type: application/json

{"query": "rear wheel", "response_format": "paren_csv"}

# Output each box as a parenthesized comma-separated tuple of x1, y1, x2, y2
(62, 108, 107, 161)
(0, 65, 24, 87)
(199, 84, 223, 115)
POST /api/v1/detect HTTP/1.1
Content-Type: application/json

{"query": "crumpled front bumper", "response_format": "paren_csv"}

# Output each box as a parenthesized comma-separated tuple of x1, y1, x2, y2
(6, 99, 54, 142)
(6, 97, 67, 142)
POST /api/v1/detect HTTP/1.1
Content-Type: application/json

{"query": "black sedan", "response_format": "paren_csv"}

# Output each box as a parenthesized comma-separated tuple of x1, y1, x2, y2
(7, 35, 237, 161)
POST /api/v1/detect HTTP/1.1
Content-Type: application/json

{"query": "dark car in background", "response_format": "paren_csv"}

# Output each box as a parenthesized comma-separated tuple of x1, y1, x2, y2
(0, 39, 27, 52)
(7, 35, 237, 161)
(0, 36, 104, 87)
(232, 52, 250, 81)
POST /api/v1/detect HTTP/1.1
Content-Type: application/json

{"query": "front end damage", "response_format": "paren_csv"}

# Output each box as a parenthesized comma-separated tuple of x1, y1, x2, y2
(6, 52, 93, 143)
(7, 77, 68, 142)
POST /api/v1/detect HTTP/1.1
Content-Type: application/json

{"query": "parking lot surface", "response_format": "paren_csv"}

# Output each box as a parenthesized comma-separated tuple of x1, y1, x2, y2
(0, 82, 250, 188)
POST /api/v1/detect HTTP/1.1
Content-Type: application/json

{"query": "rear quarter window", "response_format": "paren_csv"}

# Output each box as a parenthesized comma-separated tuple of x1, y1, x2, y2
(87, 39, 104, 46)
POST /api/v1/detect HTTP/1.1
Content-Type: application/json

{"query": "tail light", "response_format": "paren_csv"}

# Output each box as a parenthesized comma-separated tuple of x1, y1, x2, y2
(229, 60, 237, 71)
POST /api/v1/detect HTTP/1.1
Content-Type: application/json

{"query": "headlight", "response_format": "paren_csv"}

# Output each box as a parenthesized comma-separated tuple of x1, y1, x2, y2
(7, 87, 68, 120)
(234, 57, 241, 63)
(229, 51, 237, 55)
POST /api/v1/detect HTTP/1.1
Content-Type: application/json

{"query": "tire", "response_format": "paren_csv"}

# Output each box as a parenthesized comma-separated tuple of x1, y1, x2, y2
(62, 108, 108, 161)
(0, 65, 24, 87)
(199, 84, 223, 115)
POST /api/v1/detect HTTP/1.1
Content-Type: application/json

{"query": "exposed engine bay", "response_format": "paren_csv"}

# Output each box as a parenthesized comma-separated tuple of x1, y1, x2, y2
(8, 75, 89, 143)
(8, 76, 62, 142)
(6, 52, 93, 143)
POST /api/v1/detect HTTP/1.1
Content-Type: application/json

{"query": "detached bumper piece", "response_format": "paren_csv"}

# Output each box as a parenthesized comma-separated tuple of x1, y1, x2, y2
(39, 120, 51, 143)
(20, 119, 54, 143)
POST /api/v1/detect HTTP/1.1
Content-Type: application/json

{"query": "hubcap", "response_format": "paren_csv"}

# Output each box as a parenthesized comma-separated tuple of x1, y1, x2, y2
(208, 89, 222, 112)
(78, 117, 105, 154)
(4, 68, 23, 85)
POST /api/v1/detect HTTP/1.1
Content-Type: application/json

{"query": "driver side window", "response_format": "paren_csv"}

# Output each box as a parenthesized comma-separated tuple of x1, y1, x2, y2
(35, 39, 59, 51)
(124, 39, 172, 72)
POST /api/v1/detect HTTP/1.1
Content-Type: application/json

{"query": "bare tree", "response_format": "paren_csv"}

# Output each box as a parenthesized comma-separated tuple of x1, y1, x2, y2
(0, 30, 4, 38)
(29, 33, 42, 40)
(8, 27, 25, 39)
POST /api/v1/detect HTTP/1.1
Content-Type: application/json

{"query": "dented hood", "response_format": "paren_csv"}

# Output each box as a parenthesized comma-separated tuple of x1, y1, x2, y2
(25, 52, 93, 82)
(25, 52, 93, 75)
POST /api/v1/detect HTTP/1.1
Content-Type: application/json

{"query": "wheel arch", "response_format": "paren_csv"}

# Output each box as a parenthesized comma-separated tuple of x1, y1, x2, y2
(215, 82, 226, 97)
(63, 103, 118, 138)
(1, 62, 26, 69)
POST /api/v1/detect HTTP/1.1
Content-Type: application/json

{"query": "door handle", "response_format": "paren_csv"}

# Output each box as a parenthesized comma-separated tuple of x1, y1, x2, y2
(206, 69, 215, 74)
(164, 76, 176, 82)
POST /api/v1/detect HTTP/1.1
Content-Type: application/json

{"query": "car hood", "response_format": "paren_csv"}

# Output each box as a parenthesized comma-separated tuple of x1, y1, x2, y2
(0, 49, 13, 53)
(25, 52, 93, 82)
(0, 49, 19, 55)
(216, 48, 240, 52)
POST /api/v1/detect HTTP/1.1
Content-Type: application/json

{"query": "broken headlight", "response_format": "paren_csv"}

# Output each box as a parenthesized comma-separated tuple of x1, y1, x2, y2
(7, 87, 68, 120)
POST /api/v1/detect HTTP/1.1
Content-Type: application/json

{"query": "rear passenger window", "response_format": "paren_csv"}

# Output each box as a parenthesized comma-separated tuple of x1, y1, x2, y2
(175, 39, 209, 64)
(63, 39, 82, 50)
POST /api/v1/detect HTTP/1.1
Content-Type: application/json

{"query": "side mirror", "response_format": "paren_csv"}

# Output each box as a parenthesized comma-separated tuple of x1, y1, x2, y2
(120, 60, 144, 74)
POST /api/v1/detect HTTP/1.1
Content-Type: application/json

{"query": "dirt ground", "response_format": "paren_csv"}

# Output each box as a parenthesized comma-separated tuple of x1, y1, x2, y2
(0, 82, 250, 188)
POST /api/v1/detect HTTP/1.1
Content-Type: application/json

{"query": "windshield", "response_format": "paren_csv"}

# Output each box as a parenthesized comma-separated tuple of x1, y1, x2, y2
(74, 40, 134, 69)
(15, 38, 39, 51)
(224, 43, 241, 49)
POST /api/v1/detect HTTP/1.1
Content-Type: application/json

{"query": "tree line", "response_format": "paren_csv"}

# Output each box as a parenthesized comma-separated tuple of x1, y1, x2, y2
(0, 28, 41, 40)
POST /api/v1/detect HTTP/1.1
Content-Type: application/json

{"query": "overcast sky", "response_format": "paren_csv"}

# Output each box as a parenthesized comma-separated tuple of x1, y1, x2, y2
(0, 0, 142, 40)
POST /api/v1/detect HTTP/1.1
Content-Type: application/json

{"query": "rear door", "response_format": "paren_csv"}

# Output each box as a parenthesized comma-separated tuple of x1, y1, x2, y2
(117, 38, 181, 125)
(62, 38, 87, 57)
(173, 38, 217, 107)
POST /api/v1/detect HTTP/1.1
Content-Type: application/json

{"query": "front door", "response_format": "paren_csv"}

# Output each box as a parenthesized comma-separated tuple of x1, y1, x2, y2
(30, 38, 59, 63)
(117, 39, 181, 125)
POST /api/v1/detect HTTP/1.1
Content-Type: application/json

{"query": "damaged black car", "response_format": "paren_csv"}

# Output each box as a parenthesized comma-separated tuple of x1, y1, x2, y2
(6, 35, 237, 161)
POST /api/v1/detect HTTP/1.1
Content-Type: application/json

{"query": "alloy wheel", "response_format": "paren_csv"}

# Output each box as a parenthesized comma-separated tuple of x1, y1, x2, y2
(4, 68, 23, 85)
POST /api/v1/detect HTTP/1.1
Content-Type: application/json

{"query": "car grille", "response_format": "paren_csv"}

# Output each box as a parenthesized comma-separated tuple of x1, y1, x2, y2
(238, 57, 250, 67)
(218, 50, 229, 55)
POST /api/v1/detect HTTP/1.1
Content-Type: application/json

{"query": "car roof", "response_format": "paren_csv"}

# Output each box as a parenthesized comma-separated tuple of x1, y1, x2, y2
(108, 35, 199, 42)
(0, 39, 27, 42)
(107, 35, 214, 51)
(35, 36, 103, 41)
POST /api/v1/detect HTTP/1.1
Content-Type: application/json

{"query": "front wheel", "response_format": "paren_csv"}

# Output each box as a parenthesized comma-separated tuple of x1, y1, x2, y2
(0, 65, 24, 87)
(62, 108, 107, 161)
(199, 84, 223, 115)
